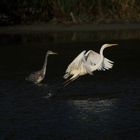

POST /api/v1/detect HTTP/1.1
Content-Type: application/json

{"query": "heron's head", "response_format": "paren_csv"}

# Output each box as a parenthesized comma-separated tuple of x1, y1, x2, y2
(47, 50, 57, 55)
(103, 44, 118, 48)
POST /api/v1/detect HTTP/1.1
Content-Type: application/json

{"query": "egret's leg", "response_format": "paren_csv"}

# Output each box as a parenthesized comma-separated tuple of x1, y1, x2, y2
(63, 79, 72, 86)
(63, 79, 71, 85)
(63, 75, 79, 86)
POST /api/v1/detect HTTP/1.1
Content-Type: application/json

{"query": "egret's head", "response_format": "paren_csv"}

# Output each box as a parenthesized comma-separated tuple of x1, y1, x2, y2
(103, 44, 118, 48)
(47, 50, 57, 55)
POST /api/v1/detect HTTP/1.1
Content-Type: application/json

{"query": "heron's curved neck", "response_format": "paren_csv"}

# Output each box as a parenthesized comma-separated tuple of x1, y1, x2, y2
(42, 53, 49, 75)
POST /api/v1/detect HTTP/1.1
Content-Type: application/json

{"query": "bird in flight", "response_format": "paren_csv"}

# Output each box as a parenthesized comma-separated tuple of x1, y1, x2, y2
(26, 50, 57, 84)
(63, 44, 117, 85)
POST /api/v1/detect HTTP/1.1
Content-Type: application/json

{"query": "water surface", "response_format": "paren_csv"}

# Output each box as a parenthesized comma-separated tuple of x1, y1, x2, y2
(0, 33, 140, 140)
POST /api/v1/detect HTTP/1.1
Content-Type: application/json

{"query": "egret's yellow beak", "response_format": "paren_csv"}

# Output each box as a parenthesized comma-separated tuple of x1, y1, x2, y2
(108, 44, 118, 47)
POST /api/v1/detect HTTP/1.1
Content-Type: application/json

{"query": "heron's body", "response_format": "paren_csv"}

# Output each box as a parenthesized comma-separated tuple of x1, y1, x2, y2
(63, 44, 117, 85)
(26, 69, 45, 84)
(26, 50, 57, 84)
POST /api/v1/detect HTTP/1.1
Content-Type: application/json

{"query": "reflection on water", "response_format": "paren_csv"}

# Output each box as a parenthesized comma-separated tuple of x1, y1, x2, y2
(71, 98, 117, 113)
(69, 98, 118, 125)
(1, 30, 140, 44)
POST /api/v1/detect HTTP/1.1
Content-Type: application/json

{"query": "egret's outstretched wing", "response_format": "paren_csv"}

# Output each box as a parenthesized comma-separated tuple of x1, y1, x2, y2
(64, 51, 86, 79)
(64, 50, 92, 79)
(85, 50, 114, 71)
(66, 51, 86, 73)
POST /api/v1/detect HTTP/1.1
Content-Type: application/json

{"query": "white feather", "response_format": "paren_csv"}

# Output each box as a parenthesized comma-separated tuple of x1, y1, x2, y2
(64, 50, 92, 79)
(85, 50, 114, 71)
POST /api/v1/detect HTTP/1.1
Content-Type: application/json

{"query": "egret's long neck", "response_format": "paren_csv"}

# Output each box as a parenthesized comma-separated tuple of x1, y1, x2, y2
(92, 45, 106, 71)
(99, 45, 106, 59)
(42, 53, 49, 75)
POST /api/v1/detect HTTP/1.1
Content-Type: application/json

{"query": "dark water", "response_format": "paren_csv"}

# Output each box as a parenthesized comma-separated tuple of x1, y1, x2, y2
(0, 33, 140, 140)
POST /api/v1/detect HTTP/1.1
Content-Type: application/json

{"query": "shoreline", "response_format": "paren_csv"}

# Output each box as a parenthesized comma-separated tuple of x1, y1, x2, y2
(0, 23, 140, 34)
(1, 23, 140, 43)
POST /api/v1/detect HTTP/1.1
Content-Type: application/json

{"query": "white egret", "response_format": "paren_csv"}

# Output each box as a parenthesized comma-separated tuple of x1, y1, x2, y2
(26, 50, 57, 84)
(63, 44, 117, 85)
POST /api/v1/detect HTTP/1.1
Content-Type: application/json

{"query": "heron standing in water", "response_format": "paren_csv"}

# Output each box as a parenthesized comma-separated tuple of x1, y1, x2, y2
(63, 44, 118, 85)
(26, 50, 57, 84)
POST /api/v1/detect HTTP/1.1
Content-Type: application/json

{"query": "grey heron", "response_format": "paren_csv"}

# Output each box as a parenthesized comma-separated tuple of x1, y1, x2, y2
(26, 50, 57, 84)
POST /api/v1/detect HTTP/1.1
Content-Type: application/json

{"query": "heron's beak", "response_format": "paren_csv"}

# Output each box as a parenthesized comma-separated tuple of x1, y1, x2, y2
(52, 52, 58, 55)
(108, 44, 118, 47)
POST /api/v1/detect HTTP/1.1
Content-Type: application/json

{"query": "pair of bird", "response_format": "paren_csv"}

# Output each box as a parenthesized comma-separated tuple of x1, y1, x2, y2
(26, 43, 117, 85)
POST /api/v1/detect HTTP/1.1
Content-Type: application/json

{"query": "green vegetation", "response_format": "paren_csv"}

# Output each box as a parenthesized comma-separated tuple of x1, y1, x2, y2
(1, 0, 140, 25)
